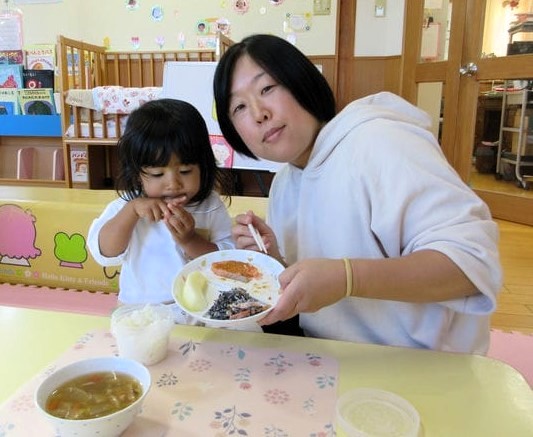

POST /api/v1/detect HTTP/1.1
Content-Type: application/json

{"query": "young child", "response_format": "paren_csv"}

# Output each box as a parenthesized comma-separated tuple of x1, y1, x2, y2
(87, 98, 234, 305)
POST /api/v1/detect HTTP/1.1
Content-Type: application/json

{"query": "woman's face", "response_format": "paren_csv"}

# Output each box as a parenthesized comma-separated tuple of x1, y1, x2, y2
(140, 154, 201, 204)
(228, 54, 322, 168)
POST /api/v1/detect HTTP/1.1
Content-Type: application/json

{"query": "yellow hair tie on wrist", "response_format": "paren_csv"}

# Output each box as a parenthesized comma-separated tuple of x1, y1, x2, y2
(343, 258, 353, 298)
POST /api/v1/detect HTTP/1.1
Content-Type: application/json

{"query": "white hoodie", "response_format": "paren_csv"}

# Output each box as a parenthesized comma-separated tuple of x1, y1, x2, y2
(268, 92, 501, 354)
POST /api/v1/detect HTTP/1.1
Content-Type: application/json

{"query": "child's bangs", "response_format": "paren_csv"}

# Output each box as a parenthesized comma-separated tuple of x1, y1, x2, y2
(135, 137, 171, 169)
(130, 117, 206, 170)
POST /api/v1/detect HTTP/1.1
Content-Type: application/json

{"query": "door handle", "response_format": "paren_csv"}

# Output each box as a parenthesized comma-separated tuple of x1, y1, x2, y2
(459, 62, 478, 76)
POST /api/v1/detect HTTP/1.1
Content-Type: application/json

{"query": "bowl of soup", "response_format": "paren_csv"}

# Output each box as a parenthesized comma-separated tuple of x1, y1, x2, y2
(34, 356, 151, 437)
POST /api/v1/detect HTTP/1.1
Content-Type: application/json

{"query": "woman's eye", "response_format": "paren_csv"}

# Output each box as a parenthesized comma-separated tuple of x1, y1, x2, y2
(261, 84, 275, 94)
(180, 169, 192, 175)
(231, 103, 245, 115)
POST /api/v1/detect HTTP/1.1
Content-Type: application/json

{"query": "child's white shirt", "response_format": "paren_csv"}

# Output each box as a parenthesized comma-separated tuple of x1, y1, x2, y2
(87, 191, 234, 304)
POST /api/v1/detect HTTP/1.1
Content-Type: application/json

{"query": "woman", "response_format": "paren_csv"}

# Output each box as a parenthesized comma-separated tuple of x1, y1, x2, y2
(213, 34, 502, 354)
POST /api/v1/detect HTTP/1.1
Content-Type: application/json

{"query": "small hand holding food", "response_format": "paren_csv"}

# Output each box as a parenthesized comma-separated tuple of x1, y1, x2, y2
(131, 197, 172, 222)
(164, 197, 196, 243)
(258, 258, 347, 326)
(181, 271, 208, 311)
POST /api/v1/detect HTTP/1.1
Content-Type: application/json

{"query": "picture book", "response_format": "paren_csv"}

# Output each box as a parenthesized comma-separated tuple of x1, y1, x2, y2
(0, 50, 23, 65)
(0, 64, 23, 88)
(23, 69, 55, 90)
(0, 88, 19, 114)
(17, 88, 56, 115)
(70, 149, 88, 182)
(24, 44, 56, 70)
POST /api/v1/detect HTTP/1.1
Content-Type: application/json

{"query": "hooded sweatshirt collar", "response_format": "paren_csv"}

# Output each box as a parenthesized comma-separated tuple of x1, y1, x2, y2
(304, 92, 434, 173)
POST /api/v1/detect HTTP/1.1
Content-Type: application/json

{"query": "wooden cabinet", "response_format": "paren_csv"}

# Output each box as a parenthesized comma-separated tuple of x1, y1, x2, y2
(0, 115, 66, 187)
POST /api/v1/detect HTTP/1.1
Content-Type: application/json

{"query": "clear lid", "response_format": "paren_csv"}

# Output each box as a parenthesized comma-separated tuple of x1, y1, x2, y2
(336, 388, 421, 437)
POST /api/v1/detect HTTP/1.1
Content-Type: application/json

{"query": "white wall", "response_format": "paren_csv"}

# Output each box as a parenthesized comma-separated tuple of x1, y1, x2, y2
(15, 0, 83, 44)
(16, 0, 337, 55)
(17, 0, 411, 57)
(354, 0, 405, 56)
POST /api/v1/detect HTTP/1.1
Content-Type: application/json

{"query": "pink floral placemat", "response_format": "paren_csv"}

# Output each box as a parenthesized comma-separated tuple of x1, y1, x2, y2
(0, 330, 338, 436)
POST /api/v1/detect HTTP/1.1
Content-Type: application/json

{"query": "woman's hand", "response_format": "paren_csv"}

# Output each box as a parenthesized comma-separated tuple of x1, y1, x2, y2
(233, 211, 284, 262)
(259, 258, 346, 326)
(259, 251, 479, 327)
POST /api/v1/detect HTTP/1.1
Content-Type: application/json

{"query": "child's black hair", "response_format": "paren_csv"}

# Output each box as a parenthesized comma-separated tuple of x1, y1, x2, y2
(115, 98, 232, 203)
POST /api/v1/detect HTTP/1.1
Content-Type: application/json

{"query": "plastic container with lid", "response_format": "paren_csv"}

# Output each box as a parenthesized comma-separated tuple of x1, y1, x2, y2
(111, 303, 174, 366)
(336, 388, 421, 437)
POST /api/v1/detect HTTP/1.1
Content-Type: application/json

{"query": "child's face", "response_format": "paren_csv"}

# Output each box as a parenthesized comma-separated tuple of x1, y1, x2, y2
(140, 154, 201, 204)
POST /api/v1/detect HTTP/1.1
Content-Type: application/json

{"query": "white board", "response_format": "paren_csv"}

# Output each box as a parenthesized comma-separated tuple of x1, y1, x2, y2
(161, 62, 282, 172)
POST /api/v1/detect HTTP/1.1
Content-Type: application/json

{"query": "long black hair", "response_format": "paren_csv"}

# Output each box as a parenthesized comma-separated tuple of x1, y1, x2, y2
(115, 98, 231, 202)
(213, 34, 336, 159)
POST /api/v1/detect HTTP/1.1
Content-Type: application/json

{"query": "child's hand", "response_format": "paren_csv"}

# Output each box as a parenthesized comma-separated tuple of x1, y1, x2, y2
(164, 203, 196, 244)
(131, 198, 170, 222)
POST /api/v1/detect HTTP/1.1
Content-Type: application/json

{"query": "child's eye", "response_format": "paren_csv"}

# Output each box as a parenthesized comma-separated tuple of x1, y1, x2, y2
(180, 168, 192, 175)
(142, 168, 163, 178)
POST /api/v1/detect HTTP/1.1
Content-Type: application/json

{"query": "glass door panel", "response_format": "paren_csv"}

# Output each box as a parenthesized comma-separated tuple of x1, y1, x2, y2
(403, 0, 533, 224)
(471, 77, 533, 192)
(417, 82, 444, 141)
(482, 1, 533, 57)
(420, 1, 452, 62)
(466, 0, 533, 217)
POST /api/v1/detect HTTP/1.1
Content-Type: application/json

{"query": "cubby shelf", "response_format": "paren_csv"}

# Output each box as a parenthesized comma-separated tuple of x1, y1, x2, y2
(0, 115, 64, 186)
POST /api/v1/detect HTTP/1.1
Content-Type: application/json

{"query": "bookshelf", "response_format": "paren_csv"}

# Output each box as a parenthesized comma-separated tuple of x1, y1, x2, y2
(0, 115, 65, 187)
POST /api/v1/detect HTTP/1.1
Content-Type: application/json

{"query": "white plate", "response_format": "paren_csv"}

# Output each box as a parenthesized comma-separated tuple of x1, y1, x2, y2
(172, 249, 283, 328)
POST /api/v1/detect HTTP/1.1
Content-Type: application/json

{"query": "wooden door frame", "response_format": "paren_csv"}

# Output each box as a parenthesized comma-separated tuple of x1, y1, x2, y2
(336, 0, 357, 111)
(453, 0, 484, 180)
(400, 0, 468, 166)
(455, 0, 533, 225)
(400, 0, 533, 225)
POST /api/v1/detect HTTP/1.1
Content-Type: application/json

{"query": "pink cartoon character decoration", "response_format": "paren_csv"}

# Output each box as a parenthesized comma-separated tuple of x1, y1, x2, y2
(0, 204, 41, 266)
(233, 0, 249, 14)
